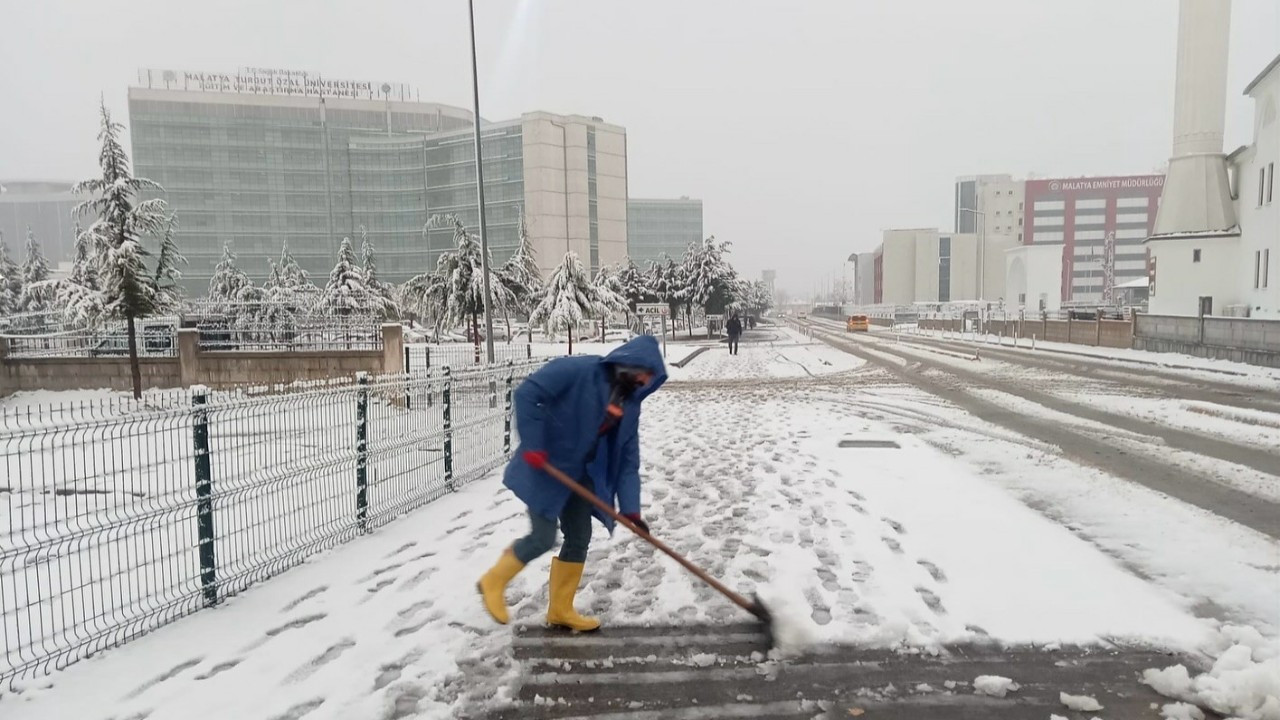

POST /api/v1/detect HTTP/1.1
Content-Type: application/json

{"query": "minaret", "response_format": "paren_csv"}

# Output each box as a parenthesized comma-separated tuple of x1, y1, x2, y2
(1150, 0, 1239, 237)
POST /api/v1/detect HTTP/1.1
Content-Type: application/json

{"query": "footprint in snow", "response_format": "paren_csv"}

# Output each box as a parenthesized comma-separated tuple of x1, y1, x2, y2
(359, 562, 406, 584)
(285, 638, 356, 683)
(815, 567, 841, 593)
(917, 560, 947, 583)
(280, 585, 328, 613)
(194, 659, 242, 681)
(881, 517, 906, 535)
(383, 542, 419, 560)
(125, 657, 203, 699)
(373, 651, 421, 691)
(361, 578, 395, 601)
(881, 537, 903, 553)
(268, 699, 325, 720)
(915, 587, 946, 615)
(397, 566, 438, 593)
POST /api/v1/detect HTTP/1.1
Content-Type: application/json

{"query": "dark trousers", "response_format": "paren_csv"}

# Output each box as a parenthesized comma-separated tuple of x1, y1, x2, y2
(728, 336, 740, 354)
(512, 490, 593, 564)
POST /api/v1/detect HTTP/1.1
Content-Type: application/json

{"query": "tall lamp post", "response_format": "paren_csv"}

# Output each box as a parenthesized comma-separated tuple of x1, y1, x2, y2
(959, 207, 987, 303)
(548, 119, 571, 255)
(468, 0, 496, 363)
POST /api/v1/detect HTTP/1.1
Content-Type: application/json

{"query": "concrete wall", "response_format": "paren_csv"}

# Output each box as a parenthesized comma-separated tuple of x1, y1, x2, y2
(913, 233, 941, 303)
(982, 232, 1019, 302)
(1, 325, 406, 396)
(0, 350, 182, 394)
(1133, 313, 1280, 366)
(880, 230, 920, 305)
(947, 233, 979, 301)
(922, 317, 1133, 349)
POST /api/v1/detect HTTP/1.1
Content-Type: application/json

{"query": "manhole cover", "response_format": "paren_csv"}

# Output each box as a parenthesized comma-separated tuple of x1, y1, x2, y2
(838, 439, 901, 449)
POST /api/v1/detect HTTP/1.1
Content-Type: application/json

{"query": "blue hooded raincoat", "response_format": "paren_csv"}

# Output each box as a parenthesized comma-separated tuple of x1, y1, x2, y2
(503, 335, 668, 530)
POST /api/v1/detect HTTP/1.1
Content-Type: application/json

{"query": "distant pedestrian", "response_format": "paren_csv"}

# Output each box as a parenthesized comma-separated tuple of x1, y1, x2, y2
(726, 315, 743, 355)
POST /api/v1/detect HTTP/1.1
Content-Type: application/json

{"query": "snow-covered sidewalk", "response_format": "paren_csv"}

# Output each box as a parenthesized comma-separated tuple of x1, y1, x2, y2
(4, 333, 1277, 719)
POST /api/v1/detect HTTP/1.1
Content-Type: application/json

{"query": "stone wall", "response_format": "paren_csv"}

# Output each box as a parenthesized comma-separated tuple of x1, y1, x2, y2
(1133, 314, 1280, 368)
(0, 350, 182, 394)
(1, 325, 406, 396)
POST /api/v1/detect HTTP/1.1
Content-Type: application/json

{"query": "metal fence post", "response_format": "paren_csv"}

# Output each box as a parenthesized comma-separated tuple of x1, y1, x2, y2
(504, 359, 514, 453)
(192, 387, 218, 608)
(403, 345, 412, 410)
(356, 373, 369, 532)
(443, 366, 454, 491)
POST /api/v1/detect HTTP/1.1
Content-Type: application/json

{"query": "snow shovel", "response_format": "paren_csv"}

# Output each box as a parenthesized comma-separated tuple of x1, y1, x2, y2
(535, 459, 776, 639)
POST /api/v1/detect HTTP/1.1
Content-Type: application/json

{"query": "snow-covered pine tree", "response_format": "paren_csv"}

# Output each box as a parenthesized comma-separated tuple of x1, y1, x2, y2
(529, 251, 595, 354)
(681, 236, 737, 334)
(359, 226, 398, 319)
(277, 240, 312, 290)
(0, 231, 22, 316)
(208, 241, 251, 308)
(320, 236, 371, 315)
(69, 221, 99, 290)
(20, 227, 51, 311)
(590, 265, 627, 341)
(153, 214, 186, 312)
(616, 258, 653, 312)
(499, 211, 543, 314)
(73, 101, 172, 398)
(494, 212, 542, 341)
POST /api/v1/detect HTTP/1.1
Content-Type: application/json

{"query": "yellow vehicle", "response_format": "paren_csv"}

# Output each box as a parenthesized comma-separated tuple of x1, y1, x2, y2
(846, 314, 869, 332)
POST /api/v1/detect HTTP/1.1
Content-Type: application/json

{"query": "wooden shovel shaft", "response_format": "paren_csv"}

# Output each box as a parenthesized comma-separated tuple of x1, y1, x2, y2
(539, 460, 757, 614)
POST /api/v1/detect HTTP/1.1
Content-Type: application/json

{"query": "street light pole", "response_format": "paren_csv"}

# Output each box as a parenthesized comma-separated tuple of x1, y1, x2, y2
(959, 207, 987, 302)
(468, 0, 495, 363)
(548, 119, 571, 256)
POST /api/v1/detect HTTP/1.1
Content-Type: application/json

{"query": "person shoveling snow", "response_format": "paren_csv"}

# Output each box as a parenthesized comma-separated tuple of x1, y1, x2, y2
(478, 336, 668, 631)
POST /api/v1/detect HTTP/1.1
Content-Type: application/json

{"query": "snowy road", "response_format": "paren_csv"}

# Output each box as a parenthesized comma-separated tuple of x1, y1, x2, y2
(3, 326, 1277, 719)
(798, 318, 1280, 539)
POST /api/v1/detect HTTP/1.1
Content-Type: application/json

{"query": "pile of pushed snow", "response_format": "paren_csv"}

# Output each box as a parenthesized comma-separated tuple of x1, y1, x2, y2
(1142, 625, 1280, 720)
(972, 675, 1019, 698)
(754, 545, 822, 657)
(1160, 702, 1206, 720)
(1059, 692, 1105, 712)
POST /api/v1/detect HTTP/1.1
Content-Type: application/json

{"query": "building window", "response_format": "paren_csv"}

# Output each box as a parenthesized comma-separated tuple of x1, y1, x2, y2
(1262, 168, 1268, 207)
(1266, 248, 1271, 288)
(1193, 249, 1202, 263)
(1256, 251, 1263, 288)
(1268, 162, 1275, 204)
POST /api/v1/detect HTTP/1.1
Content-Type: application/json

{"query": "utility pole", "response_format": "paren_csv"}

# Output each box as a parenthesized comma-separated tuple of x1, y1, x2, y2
(468, 0, 495, 363)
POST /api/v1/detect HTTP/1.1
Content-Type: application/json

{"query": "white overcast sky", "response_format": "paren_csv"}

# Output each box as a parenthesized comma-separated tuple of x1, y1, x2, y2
(1, 0, 1276, 295)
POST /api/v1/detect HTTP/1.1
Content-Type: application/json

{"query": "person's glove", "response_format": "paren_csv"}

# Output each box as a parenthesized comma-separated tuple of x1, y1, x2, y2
(522, 450, 549, 470)
(623, 513, 650, 534)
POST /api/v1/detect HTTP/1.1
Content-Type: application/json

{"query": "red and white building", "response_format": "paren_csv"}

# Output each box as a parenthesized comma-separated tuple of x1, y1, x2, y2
(1022, 175, 1165, 304)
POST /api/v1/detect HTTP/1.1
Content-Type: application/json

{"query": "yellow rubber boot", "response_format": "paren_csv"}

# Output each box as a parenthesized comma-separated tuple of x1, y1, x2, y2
(477, 548, 525, 624)
(546, 558, 601, 632)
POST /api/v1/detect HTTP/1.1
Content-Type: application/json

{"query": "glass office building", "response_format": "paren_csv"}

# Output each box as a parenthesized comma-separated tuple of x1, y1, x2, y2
(626, 198, 703, 266)
(127, 70, 629, 294)
(0, 181, 92, 267)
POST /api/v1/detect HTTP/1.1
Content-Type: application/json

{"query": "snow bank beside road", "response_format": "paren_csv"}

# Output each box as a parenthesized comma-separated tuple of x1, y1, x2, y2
(1143, 625, 1280, 720)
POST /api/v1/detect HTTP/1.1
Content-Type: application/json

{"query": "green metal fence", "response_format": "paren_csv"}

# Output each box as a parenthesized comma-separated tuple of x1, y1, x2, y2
(0, 359, 543, 686)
